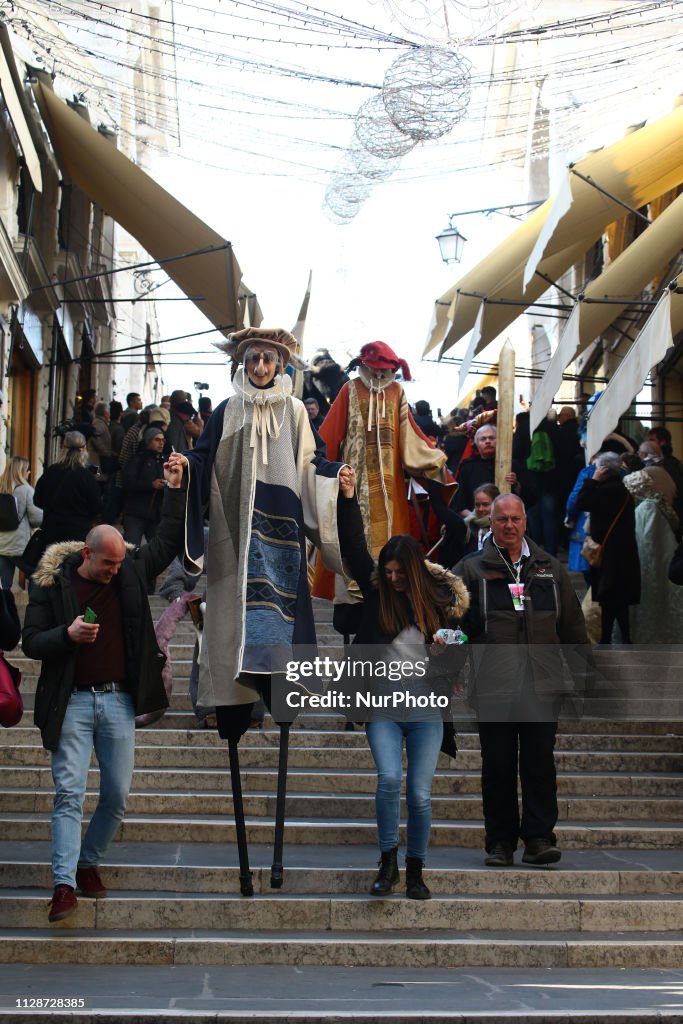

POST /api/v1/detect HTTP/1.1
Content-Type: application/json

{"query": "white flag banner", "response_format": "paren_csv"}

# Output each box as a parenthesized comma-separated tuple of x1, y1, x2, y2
(291, 269, 312, 348)
(290, 270, 312, 399)
(523, 174, 573, 292)
(586, 290, 673, 459)
(457, 300, 485, 396)
(529, 302, 581, 435)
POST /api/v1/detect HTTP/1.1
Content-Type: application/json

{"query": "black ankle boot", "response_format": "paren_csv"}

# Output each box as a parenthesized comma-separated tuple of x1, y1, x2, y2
(370, 847, 399, 895)
(405, 857, 431, 900)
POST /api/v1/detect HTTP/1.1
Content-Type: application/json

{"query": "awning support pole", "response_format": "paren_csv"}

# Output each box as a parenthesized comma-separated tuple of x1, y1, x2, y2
(29, 241, 232, 293)
(533, 269, 577, 303)
(569, 168, 652, 225)
(456, 289, 570, 311)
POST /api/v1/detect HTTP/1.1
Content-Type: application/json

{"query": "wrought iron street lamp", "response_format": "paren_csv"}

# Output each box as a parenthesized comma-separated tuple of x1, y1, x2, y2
(436, 200, 546, 265)
(436, 220, 467, 264)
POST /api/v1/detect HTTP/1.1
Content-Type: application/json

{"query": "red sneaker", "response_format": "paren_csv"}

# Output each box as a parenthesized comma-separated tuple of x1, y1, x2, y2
(76, 867, 108, 898)
(48, 885, 77, 923)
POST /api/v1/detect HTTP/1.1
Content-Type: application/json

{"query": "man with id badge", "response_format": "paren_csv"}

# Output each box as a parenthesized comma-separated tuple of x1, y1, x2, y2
(454, 494, 590, 869)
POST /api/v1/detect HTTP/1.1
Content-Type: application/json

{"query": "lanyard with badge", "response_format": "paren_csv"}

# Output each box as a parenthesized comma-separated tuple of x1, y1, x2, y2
(495, 544, 525, 612)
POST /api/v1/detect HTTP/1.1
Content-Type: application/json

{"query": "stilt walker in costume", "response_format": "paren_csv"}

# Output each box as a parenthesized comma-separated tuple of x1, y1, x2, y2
(168, 328, 351, 896)
(312, 341, 452, 611)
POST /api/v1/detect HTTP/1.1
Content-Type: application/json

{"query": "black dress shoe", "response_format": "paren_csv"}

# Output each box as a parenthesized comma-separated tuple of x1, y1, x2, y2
(484, 842, 514, 867)
(522, 837, 561, 865)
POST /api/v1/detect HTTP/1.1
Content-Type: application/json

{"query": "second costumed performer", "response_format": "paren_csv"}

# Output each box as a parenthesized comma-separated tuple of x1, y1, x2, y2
(312, 341, 453, 630)
(168, 327, 352, 895)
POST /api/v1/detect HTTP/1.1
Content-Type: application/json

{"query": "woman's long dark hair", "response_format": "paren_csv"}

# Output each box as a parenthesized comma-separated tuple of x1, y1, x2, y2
(377, 535, 449, 638)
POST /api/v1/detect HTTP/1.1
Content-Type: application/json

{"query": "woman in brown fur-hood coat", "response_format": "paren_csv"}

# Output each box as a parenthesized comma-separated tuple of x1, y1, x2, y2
(22, 487, 186, 751)
(335, 489, 469, 900)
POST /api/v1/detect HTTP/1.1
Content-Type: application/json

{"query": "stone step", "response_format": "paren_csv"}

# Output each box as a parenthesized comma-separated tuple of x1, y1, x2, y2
(4, 725, 681, 753)
(1, 815, 680, 847)
(2, 744, 680, 773)
(0, 929, 680, 968)
(591, 647, 683, 662)
(13, 685, 683, 719)
(594, 664, 683, 682)
(17, 703, 683, 736)
(13, 664, 683, 692)
(1, 963, 682, 1023)
(4, 859, 682, 896)
(2, 789, 683, 822)
(14, 639, 683, 660)
(3, 765, 680, 797)
(3, 890, 682, 933)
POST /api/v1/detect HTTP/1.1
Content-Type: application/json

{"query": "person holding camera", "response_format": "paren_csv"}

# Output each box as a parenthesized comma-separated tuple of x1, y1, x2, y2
(197, 395, 213, 427)
(167, 390, 203, 451)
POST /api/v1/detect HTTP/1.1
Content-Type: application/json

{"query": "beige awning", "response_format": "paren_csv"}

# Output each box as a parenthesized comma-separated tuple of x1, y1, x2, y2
(238, 284, 263, 330)
(430, 103, 683, 362)
(524, 103, 683, 288)
(424, 283, 458, 355)
(672, 284, 683, 338)
(528, 190, 683, 433)
(439, 239, 588, 357)
(33, 83, 243, 334)
(0, 32, 42, 191)
(424, 198, 553, 357)
(577, 189, 683, 356)
(585, 288, 683, 458)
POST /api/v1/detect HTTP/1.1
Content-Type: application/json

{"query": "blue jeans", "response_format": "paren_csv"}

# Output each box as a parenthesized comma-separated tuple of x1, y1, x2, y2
(527, 492, 559, 556)
(366, 719, 442, 861)
(0, 555, 16, 589)
(51, 689, 135, 889)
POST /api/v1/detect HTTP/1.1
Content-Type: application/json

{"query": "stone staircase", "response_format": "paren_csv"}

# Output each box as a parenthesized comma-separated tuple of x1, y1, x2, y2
(0, 594, 681, 1009)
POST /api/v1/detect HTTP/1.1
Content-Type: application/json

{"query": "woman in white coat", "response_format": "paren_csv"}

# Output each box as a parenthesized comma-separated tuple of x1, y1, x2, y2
(0, 456, 43, 588)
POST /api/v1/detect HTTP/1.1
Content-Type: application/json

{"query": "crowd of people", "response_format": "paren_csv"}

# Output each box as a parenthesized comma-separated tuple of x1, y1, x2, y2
(0, 389, 212, 592)
(2, 337, 682, 922)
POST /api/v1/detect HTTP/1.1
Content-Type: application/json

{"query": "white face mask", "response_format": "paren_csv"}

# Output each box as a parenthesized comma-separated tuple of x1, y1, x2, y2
(359, 364, 395, 392)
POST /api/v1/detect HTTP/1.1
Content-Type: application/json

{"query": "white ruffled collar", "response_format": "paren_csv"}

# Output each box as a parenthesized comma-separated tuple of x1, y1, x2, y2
(232, 366, 292, 465)
(232, 365, 292, 404)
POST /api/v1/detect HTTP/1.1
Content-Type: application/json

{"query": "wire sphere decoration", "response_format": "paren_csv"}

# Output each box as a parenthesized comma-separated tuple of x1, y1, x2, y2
(382, 46, 472, 141)
(354, 94, 417, 159)
(366, 0, 540, 45)
(322, 187, 366, 225)
(348, 133, 400, 182)
(322, 154, 373, 224)
(330, 155, 373, 203)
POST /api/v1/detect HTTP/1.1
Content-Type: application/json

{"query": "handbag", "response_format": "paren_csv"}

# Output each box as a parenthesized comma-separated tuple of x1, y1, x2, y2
(0, 493, 19, 531)
(580, 535, 604, 568)
(440, 720, 458, 758)
(0, 586, 20, 651)
(580, 496, 630, 569)
(0, 651, 22, 727)
(16, 529, 46, 577)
